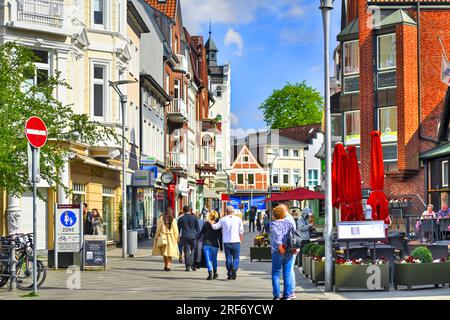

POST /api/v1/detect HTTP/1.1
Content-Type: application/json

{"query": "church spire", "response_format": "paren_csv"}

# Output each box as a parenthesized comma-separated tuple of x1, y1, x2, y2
(205, 19, 218, 66)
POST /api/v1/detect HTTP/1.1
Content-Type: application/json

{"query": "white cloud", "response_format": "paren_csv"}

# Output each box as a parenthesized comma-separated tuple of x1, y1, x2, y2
(224, 28, 244, 56)
(230, 112, 240, 127)
(278, 5, 304, 18)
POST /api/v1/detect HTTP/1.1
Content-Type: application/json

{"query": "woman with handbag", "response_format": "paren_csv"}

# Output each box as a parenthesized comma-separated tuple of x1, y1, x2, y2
(152, 208, 180, 271)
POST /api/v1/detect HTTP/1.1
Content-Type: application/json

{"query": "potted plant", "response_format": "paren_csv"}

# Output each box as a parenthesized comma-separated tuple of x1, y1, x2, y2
(250, 234, 271, 262)
(304, 243, 319, 278)
(394, 246, 450, 290)
(301, 242, 315, 275)
(311, 245, 326, 285)
(334, 257, 390, 292)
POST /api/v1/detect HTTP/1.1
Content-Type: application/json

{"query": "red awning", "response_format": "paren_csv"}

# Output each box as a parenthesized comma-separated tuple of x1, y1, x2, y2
(265, 188, 325, 202)
(367, 131, 390, 225)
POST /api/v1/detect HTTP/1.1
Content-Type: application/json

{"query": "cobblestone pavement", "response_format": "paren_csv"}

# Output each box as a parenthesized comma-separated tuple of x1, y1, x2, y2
(0, 224, 449, 300)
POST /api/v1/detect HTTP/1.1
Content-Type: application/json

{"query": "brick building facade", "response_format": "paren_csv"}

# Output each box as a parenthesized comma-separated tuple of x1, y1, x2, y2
(333, 0, 450, 216)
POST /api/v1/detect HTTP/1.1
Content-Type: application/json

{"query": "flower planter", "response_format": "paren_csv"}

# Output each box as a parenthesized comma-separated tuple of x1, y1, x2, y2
(393, 262, 450, 290)
(311, 260, 325, 285)
(303, 256, 312, 278)
(301, 255, 306, 274)
(334, 263, 390, 292)
(250, 247, 272, 262)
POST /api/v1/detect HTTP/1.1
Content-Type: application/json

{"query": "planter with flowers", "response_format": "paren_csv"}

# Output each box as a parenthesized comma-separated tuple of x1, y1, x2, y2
(311, 245, 326, 285)
(334, 256, 390, 292)
(250, 234, 271, 262)
(303, 243, 318, 278)
(394, 246, 450, 290)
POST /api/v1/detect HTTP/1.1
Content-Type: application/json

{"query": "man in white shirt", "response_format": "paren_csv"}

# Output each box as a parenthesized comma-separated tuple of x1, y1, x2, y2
(210, 206, 244, 280)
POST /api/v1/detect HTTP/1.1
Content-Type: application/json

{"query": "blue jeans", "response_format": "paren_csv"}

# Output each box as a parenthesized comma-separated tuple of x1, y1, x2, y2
(203, 245, 218, 272)
(224, 243, 240, 275)
(272, 252, 295, 298)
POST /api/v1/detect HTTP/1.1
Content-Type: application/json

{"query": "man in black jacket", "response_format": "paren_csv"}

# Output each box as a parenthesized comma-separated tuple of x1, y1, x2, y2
(178, 206, 200, 271)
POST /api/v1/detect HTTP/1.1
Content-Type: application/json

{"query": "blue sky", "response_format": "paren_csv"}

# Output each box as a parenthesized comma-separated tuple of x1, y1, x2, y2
(182, 0, 342, 135)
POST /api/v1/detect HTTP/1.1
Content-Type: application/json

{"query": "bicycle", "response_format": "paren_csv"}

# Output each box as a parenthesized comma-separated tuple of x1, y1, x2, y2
(0, 233, 47, 290)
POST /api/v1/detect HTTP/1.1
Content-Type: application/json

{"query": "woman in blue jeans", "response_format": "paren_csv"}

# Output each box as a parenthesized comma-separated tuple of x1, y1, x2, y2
(270, 205, 296, 300)
(199, 212, 223, 280)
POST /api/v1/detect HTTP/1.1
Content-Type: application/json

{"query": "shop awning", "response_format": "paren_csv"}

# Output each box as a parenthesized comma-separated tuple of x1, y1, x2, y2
(265, 188, 325, 202)
(203, 187, 219, 199)
(74, 154, 134, 173)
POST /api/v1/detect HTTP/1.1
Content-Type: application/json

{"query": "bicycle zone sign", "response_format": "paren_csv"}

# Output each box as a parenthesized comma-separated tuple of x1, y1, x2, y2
(55, 204, 82, 252)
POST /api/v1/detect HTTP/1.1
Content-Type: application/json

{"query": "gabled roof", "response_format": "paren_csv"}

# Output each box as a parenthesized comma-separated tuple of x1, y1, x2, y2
(379, 9, 416, 28)
(144, 0, 178, 20)
(337, 17, 359, 41)
(277, 124, 322, 145)
(230, 144, 264, 171)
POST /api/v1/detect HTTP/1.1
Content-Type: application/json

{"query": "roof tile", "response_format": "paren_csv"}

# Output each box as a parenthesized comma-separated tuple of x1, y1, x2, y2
(144, 0, 177, 19)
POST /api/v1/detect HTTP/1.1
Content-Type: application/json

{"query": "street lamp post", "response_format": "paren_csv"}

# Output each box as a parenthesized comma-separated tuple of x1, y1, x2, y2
(267, 152, 279, 222)
(319, 0, 334, 292)
(109, 79, 137, 259)
(223, 168, 232, 206)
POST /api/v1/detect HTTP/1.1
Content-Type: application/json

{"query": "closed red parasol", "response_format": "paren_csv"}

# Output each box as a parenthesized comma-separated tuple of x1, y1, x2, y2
(332, 143, 346, 208)
(367, 131, 390, 225)
(345, 146, 364, 221)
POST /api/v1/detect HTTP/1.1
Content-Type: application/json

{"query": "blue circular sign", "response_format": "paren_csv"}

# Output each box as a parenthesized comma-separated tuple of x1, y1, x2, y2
(60, 210, 77, 227)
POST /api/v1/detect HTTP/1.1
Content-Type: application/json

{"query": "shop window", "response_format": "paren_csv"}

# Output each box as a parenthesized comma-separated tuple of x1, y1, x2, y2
(72, 183, 86, 205)
(237, 174, 244, 185)
(378, 107, 397, 142)
(102, 187, 115, 241)
(247, 174, 255, 185)
(343, 40, 360, 75)
(442, 160, 449, 187)
(378, 34, 396, 70)
(344, 110, 360, 145)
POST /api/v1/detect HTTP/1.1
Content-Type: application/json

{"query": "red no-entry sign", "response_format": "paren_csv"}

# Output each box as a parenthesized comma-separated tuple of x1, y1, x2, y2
(25, 116, 47, 148)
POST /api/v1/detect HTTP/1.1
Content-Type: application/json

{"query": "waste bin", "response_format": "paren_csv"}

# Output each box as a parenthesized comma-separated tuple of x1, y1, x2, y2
(127, 230, 138, 257)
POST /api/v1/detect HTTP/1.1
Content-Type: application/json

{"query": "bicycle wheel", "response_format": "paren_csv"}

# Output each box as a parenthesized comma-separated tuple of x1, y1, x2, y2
(37, 260, 47, 288)
(16, 256, 40, 291)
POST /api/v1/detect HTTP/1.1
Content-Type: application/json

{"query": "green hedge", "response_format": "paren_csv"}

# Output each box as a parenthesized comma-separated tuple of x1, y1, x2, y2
(302, 242, 315, 255)
(411, 246, 433, 263)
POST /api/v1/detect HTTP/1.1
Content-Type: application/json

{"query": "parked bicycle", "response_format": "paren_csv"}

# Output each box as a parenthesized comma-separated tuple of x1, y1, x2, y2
(0, 233, 46, 290)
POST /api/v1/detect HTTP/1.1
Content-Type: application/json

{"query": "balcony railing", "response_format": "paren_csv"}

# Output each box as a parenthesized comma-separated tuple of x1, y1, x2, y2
(167, 98, 188, 123)
(174, 54, 188, 74)
(168, 152, 187, 170)
(15, 0, 64, 28)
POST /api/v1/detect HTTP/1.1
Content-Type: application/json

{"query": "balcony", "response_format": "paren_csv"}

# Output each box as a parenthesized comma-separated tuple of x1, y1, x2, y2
(167, 152, 187, 172)
(174, 54, 188, 74)
(8, 0, 68, 34)
(167, 98, 188, 123)
(201, 119, 221, 134)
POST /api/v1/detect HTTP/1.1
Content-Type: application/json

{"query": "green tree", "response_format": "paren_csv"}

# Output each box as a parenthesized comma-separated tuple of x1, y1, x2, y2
(0, 42, 118, 197)
(259, 81, 323, 129)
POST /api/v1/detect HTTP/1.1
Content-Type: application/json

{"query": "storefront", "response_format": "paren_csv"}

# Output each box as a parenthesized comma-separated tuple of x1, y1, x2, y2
(229, 194, 267, 213)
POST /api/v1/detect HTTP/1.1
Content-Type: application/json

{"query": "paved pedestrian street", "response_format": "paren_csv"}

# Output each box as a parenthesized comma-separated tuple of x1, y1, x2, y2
(1, 225, 449, 300)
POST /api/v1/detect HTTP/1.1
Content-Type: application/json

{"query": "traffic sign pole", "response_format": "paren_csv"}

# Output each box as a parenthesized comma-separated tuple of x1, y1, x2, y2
(31, 145, 38, 295)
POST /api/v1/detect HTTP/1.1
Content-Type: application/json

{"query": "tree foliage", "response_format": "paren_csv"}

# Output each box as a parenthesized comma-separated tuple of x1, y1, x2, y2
(0, 42, 118, 197)
(259, 81, 323, 129)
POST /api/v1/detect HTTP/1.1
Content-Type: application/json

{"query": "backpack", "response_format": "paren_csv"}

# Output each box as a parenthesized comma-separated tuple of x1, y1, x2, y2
(288, 228, 303, 249)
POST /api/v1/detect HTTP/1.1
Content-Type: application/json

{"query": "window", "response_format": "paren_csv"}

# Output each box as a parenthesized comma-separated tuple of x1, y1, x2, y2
(72, 183, 86, 205)
(93, 0, 104, 26)
(378, 107, 397, 143)
(247, 174, 255, 185)
(332, 114, 342, 140)
(293, 170, 300, 186)
(382, 144, 398, 162)
(26, 50, 50, 87)
(242, 155, 249, 163)
(237, 174, 244, 185)
(442, 161, 448, 187)
(93, 64, 106, 119)
(344, 110, 360, 145)
(174, 79, 180, 99)
(216, 86, 222, 98)
(272, 148, 279, 156)
(293, 150, 299, 158)
(272, 169, 279, 184)
(102, 186, 115, 241)
(216, 151, 223, 172)
(282, 149, 289, 157)
(308, 169, 319, 187)
(283, 169, 290, 184)
(378, 34, 396, 70)
(343, 40, 359, 75)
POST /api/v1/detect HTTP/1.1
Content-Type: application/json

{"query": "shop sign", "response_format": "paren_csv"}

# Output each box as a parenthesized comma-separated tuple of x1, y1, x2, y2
(268, 186, 281, 192)
(141, 156, 157, 165)
(196, 179, 205, 185)
(54, 204, 82, 253)
(337, 221, 386, 241)
(83, 235, 107, 270)
(131, 170, 155, 187)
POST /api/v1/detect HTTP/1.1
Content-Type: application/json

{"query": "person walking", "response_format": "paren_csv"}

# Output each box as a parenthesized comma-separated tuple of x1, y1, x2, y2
(176, 210, 185, 264)
(256, 210, 262, 235)
(210, 206, 244, 280)
(201, 206, 209, 221)
(297, 208, 314, 267)
(83, 203, 93, 235)
(262, 210, 270, 234)
(248, 206, 257, 233)
(152, 208, 180, 271)
(270, 205, 296, 300)
(199, 211, 223, 280)
(91, 209, 104, 235)
(178, 205, 200, 271)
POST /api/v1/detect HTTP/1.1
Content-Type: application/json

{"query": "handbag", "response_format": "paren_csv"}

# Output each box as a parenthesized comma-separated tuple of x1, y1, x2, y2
(157, 233, 168, 247)
(288, 228, 303, 249)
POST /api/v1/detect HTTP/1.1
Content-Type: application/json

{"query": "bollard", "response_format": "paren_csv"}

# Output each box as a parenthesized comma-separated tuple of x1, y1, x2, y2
(9, 241, 16, 291)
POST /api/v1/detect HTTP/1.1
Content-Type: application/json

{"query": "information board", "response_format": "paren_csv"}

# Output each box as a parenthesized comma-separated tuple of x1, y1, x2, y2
(337, 220, 386, 241)
(83, 235, 107, 270)
(55, 204, 82, 253)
